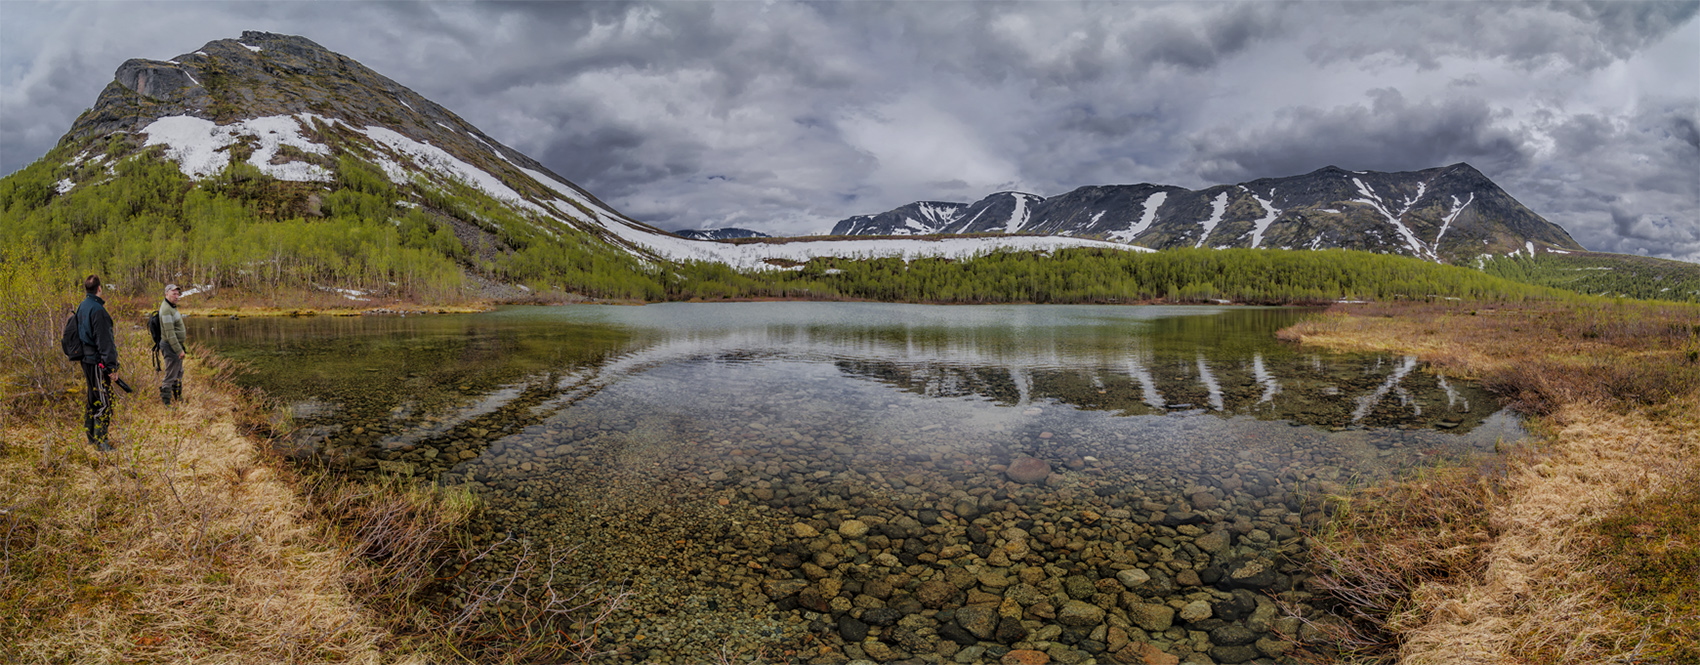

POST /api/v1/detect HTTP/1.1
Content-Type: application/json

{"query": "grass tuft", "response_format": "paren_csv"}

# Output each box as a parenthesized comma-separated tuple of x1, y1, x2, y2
(1284, 300, 1700, 665)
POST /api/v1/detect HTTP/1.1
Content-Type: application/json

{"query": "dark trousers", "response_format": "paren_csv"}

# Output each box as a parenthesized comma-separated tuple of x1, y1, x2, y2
(82, 363, 111, 447)
(162, 346, 183, 391)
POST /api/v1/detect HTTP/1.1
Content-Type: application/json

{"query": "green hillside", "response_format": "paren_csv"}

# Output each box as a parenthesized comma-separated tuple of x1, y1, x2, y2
(1481, 251, 1700, 302)
(1, 137, 672, 302)
(4, 144, 1586, 306)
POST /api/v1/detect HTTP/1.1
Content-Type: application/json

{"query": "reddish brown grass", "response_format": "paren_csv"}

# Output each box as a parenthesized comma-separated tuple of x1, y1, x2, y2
(1285, 300, 1700, 665)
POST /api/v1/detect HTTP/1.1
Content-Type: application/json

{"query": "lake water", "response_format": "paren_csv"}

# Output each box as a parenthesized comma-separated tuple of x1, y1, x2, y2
(193, 303, 1524, 663)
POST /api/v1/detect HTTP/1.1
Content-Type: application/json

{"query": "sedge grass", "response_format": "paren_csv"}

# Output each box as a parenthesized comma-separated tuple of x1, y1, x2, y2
(1, 303, 625, 663)
(1283, 300, 1700, 665)
(1, 331, 403, 663)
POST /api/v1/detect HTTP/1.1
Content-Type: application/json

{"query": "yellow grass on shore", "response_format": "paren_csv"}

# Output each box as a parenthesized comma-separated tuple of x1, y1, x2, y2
(187, 303, 491, 318)
(1281, 301, 1700, 665)
(0, 341, 444, 664)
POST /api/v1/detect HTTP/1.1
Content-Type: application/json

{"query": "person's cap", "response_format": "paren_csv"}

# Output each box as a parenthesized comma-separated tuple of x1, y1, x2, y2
(165, 284, 181, 292)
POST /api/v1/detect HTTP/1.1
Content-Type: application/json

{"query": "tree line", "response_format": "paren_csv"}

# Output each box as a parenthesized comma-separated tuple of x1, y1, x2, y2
(2, 143, 1603, 306)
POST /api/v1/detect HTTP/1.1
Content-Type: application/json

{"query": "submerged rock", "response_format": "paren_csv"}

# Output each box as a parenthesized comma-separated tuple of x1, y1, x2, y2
(1006, 456, 1052, 484)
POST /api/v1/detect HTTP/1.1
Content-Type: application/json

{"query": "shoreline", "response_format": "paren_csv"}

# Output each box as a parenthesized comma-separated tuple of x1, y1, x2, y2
(6, 298, 1692, 663)
(1280, 300, 1699, 664)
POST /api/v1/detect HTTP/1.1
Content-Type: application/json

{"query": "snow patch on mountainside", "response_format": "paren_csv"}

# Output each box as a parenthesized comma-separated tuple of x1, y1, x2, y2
(1433, 193, 1473, 249)
(1243, 187, 1281, 249)
(1110, 192, 1167, 243)
(1004, 194, 1033, 234)
(1194, 192, 1229, 248)
(1352, 177, 1428, 258)
(140, 114, 333, 182)
(354, 124, 554, 218)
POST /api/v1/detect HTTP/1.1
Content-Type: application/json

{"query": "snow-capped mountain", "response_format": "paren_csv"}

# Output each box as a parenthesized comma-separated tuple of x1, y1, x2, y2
(674, 227, 771, 241)
(828, 165, 1584, 262)
(48, 32, 1144, 272)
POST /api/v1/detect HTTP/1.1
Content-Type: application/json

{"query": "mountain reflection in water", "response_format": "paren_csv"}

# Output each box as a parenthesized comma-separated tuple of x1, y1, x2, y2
(192, 303, 1525, 662)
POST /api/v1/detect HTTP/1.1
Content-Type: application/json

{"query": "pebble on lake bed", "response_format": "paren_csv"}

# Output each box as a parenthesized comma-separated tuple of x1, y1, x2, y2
(1005, 456, 1052, 483)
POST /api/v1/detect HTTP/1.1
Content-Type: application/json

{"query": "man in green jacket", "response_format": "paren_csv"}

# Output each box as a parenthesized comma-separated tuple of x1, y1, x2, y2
(159, 284, 187, 405)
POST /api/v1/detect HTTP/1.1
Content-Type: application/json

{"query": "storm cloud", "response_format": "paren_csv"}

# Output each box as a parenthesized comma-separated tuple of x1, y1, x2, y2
(3, 1, 1696, 261)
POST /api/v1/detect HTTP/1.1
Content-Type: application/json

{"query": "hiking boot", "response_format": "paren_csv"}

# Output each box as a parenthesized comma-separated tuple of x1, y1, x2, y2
(173, 384, 182, 404)
(161, 387, 173, 406)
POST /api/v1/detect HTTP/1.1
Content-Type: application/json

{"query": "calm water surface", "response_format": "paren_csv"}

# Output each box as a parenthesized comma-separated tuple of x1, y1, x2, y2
(194, 303, 1523, 663)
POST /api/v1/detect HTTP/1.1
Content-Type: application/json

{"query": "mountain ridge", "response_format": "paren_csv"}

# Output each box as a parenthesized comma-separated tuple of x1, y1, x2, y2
(828, 163, 1584, 263)
(37, 31, 1144, 276)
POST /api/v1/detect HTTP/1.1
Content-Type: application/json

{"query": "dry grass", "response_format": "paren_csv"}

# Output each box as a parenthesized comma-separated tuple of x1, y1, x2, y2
(1284, 300, 1700, 665)
(0, 334, 411, 663)
(1, 320, 625, 663)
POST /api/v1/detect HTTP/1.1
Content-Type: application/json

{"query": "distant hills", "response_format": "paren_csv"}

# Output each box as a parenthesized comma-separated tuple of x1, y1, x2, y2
(829, 164, 1584, 263)
(674, 227, 770, 241)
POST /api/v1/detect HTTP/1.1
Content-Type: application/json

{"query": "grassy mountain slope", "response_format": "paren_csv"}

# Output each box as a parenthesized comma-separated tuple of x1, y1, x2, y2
(1481, 251, 1700, 302)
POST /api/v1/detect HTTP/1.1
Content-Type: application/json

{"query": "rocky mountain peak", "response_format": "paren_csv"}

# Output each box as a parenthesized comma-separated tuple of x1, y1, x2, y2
(826, 162, 1584, 262)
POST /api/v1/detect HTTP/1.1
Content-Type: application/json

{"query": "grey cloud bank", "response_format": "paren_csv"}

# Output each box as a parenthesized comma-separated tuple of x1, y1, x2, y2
(3, 1, 1696, 262)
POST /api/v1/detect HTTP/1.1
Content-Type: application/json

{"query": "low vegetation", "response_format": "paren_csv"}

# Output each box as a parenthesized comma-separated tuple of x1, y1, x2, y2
(0, 252, 624, 663)
(4, 143, 1650, 311)
(1281, 300, 1700, 664)
(1482, 250, 1700, 302)
(6, 135, 1697, 663)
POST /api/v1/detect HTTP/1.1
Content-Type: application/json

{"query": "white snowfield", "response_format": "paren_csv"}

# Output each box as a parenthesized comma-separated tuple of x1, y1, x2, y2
(1194, 192, 1229, 248)
(1242, 186, 1281, 249)
(1351, 177, 1431, 259)
(134, 113, 1150, 271)
(140, 115, 332, 182)
(1004, 193, 1035, 234)
(1109, 191, 1167, 243)
(1433, 193, 1474, 249)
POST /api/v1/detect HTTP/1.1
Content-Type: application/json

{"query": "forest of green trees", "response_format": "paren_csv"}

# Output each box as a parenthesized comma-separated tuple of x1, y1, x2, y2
(0, 142, 1657, 306)
(1480, 251, 1700, 303)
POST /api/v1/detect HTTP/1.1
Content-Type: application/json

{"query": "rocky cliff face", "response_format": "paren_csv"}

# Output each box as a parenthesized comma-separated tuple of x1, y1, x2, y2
(827, 164, 1584, 262)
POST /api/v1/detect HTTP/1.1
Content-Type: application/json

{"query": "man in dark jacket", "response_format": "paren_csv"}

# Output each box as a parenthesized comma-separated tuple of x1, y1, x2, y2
(76, 274, 121, 450)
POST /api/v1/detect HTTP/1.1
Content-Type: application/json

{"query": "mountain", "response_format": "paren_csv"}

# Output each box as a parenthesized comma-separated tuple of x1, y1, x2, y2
(8, 31, 1141, 297)
(827, 165, 1585, 263)
(674, 227, 770, 241)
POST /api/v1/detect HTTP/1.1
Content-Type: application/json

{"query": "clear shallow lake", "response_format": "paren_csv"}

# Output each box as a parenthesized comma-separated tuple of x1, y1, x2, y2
(193, 303, 1524, 663)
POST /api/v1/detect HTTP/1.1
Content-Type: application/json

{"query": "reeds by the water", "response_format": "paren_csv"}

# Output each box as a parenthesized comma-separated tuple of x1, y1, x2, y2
(0, 320, 623, 663)
(1284, 300, 1700, 665)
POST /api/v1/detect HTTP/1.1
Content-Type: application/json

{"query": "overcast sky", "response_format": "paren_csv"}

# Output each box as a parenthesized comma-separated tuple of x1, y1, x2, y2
(3, 1, 1697, 261)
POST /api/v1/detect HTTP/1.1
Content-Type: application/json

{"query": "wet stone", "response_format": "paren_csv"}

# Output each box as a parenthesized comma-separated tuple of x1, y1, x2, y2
(938, 622, 979, 646)
(917, 579, 958, 608)
(1209, 644, 1260, 664)
(838, 615, 869, 642)
(996, 616, 1030, 644)
(1006, 457, 1052, 484)
(1057, 599, 1106, 627)
(863, 607, 903, 627)
(1210, 624, 1257, 647)
(1129, 603, 1175, 633)
(956, 605, 1000, 639)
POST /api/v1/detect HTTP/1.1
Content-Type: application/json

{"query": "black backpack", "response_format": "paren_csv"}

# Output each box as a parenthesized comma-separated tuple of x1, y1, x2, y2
(147, 310, 162, 370)
(60, 311, 82, 361)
